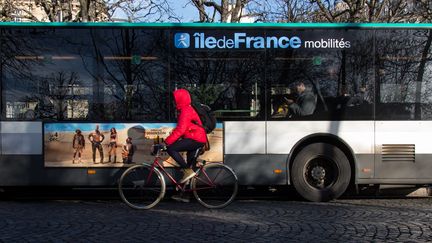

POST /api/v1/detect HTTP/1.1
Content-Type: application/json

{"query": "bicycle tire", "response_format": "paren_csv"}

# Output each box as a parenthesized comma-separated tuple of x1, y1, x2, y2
(192, 163, 238, 209)
(119, 164, 166, 209)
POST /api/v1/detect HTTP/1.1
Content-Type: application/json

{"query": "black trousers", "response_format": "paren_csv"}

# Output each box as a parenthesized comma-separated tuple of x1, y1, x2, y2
(166, 139, 204, 168)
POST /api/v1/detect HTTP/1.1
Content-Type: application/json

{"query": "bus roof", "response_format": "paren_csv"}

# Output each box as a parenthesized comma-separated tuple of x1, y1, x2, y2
(1, 22, 432, 29)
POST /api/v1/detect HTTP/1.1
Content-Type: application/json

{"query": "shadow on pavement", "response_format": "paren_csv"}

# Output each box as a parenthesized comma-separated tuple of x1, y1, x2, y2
(0, 185, 429, 202)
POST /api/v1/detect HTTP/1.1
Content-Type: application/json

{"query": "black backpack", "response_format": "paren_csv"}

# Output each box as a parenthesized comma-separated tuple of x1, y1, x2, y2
(192, 103, 217, 134)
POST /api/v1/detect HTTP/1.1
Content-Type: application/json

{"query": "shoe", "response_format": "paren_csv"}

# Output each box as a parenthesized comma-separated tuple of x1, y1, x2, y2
(179, 168, 196, 184)
(171, 194, 190, 203)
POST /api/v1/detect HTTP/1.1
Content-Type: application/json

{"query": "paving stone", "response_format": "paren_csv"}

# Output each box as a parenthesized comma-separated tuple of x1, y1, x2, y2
(0, 198, 431, 241)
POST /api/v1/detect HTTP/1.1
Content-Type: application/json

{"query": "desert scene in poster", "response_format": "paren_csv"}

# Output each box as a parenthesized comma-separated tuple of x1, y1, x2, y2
(44, 123, 223, 167)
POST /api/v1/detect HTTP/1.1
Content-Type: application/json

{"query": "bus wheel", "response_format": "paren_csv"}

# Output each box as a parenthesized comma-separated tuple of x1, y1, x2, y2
(291, 143, 351, 202)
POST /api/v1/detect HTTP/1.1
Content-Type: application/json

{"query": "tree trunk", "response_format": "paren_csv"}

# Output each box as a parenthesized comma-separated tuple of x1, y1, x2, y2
(125, 30, 133, 120)
(414, 30, 432, 119)
(221, 0, 229, 22)
(79, 0, 90, 22)
(192, 0, 209, 22)
(230, 0, 244, 23)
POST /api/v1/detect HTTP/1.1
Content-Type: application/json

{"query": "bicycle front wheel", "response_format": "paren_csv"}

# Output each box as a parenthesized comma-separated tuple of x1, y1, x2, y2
(119, 164, 166, 209)
(192, 163, 238, 209)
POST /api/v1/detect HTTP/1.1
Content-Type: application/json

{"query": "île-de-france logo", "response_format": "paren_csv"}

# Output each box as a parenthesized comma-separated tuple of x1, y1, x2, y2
(174, 33, 190, 48)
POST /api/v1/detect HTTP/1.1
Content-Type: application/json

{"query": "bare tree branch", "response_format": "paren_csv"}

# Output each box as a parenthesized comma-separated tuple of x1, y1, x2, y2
(0, 0, 178, 23)
(187, 0, 250, 23)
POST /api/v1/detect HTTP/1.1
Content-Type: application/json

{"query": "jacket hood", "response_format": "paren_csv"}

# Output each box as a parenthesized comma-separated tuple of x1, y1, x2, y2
(173, 89, 191, 110)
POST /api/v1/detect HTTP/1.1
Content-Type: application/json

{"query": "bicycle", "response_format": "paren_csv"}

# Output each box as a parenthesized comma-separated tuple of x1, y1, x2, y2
(118, 144, 238, 209)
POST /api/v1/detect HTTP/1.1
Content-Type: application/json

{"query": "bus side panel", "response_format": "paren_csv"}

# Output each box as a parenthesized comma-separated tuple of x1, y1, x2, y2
(224, 154, 288, 185)
(224, 121, 266, 154)
(0, 121, 90, 186)
(224, 121, 288, 185)
(375, 121, 432, 180)
(267, 121, 375, 180)
(0, 155, 89, 186)
(1, 121, 42, 155)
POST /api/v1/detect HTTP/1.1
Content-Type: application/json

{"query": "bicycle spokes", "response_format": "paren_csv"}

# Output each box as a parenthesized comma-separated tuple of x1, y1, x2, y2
(192, 164, 238, 209)
(119, 165, 165, 210)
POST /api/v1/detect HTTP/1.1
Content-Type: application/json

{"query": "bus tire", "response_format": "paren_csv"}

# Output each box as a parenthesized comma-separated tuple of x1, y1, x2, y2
(291, 143, 351, 202)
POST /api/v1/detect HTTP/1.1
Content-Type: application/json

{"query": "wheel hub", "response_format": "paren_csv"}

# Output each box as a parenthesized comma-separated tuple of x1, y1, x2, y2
(311, 166, 326, 180)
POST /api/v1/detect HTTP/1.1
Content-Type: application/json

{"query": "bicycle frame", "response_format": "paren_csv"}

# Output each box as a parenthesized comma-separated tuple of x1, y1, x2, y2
(119, 147, 238, 209)
(147, 150, 217, 193)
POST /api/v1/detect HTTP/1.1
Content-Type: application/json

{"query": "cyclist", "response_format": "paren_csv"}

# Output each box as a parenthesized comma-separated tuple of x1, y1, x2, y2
(165, 88, 207, 184)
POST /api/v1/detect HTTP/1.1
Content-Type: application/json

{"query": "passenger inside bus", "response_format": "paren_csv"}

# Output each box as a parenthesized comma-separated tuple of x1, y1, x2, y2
(285, 81, 317, 118)
(346, 85, 370, 107)
(334, 84, 370, 109)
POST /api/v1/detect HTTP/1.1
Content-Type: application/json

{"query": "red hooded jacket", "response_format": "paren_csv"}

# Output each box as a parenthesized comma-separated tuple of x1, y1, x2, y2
(165, 89, 207, 145)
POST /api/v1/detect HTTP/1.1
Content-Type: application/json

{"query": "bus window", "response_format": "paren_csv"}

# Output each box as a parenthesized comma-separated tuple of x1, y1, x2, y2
(171, 29, 265, 121)
(268, 29, 374, 121)
(376, 29, 432, 120)
(2, 28, 94, 120)
(96, 28, 170, 121)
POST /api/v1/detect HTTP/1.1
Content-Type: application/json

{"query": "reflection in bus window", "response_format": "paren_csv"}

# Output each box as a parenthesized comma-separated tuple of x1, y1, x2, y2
(1, 28, 170, 121)
(2, 28, 94, 120)
(268, 29, 374, 121)
(97, 29, 169, 121)
(376, 29, 432, 120)
(171, 37, 265, 121)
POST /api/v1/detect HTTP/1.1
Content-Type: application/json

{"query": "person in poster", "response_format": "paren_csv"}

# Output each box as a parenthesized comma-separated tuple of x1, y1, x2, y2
(72, 129, 85, 164)
(108, 128, 118, 163)
(122, 137, 135, 164)
(88, 125, 105, 164)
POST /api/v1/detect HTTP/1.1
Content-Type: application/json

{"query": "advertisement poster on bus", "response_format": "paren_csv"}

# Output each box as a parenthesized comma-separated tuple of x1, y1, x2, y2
(44, 123, 223, 167)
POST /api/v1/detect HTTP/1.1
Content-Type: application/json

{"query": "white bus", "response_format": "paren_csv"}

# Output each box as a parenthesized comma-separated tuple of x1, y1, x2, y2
(1, 22, 431, 201)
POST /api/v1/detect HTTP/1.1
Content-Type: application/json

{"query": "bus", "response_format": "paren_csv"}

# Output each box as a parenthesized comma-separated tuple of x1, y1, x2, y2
(1, 22, 432, 202)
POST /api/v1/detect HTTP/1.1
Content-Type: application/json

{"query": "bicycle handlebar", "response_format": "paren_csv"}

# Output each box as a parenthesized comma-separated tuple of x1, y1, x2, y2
(151, 144, 167, 156)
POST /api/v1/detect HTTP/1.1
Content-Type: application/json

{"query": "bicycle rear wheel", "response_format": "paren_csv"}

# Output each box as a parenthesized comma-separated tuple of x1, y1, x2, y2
(119, 164, 165, 209)
(192, 163, 238, 209)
